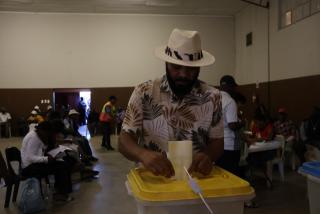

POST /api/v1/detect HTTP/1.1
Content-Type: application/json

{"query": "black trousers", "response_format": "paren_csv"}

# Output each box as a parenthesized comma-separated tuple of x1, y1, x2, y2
(101, 122, 112, 148)
(0, 123, 10, 138)
(22, 161, 72, 194)
(76, 136, 93, 156)
(216, 150, 241, 176)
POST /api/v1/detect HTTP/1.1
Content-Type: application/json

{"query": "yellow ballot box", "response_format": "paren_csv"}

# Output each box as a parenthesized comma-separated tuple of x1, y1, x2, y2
(126, 166, 255, 214)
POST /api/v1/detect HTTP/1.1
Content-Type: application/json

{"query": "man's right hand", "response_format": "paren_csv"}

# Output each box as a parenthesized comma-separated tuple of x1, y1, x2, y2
(140, 150, 175, 178)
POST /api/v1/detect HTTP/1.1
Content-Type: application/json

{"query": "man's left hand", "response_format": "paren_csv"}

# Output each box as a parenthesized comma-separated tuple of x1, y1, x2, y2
(189, 152, 213, 175)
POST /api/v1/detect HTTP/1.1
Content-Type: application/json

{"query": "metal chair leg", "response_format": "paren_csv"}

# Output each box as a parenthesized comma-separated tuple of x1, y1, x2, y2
(4, 184, 13, 208)
(12, 181, 20, 202)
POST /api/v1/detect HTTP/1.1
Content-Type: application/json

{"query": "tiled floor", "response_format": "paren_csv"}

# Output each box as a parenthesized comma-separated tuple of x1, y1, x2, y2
(0, 135, 310, 214)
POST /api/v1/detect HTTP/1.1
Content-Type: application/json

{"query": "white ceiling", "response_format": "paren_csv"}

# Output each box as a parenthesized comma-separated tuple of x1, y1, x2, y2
(0, 0, 248, 16)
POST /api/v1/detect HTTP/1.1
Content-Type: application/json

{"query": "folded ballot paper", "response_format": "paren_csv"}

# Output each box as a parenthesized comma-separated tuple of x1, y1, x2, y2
(47, 145, 72, 160)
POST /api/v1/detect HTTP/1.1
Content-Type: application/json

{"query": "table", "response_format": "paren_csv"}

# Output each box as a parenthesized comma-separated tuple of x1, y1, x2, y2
(245, 140, 283, 188)
(248, 140, 282, 153)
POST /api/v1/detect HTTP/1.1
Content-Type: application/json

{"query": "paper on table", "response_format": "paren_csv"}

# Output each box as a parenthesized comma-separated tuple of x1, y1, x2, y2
(47, 145, 72, 158)
(243, 131, 253, 135)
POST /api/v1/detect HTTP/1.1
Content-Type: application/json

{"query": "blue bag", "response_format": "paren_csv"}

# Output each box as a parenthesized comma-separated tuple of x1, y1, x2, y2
(18, 178, 46, 214)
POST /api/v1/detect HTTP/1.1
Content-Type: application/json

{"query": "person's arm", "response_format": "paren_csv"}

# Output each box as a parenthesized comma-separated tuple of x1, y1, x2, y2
(119, 131, 174, 177)
(288, 121, 297, 141)
(248, 122, 264, 142)
(189, 137, 224, 175)
(105, 105, 114, 122)
(226, 99, 241, 131)
(205, 137, 224, 162)
(7, 113, 12, 123)
(118, 84, 174, 177)
(118, 131, 144, 162)
(265, 125, 275, 141)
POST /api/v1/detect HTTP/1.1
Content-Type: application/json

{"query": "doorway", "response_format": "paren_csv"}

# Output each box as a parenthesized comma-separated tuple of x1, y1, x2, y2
(53, 89, 91, 125)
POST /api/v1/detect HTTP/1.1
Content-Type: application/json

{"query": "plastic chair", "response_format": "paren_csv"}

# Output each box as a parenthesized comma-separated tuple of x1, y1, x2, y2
(0, 150, 15, 208)
(5, 147, 23, 204)
(5, 147, 48, 202)
(266, 135, 285, 182)
(284, 129, 300, 170)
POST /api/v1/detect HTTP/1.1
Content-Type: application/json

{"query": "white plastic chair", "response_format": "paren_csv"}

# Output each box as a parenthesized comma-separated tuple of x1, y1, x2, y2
(266, 135, 285, 182)
(284, 132, 300, 170)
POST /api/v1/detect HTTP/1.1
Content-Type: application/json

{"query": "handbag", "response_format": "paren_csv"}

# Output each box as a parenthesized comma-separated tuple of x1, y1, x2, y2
(18, 178, 46, 214)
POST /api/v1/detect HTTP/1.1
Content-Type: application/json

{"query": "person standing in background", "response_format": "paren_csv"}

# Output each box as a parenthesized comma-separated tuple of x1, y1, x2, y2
(78, 97, 87, 125)
(116, 107, 126, 135)
(0, 107, 12, 138)
(99, 96, 117, 150)
(46, 105, 53, 120)
(87, 108, 99, 137)
(216, 75, 243, 176)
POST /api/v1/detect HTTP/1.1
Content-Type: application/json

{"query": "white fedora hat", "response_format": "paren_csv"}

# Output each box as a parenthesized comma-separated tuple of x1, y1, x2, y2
(155, 28, 215, 67)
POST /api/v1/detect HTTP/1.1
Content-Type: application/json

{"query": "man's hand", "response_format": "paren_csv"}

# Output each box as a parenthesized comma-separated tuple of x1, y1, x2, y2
(189, 152, 212, 175)
(140, 150, 175, 178)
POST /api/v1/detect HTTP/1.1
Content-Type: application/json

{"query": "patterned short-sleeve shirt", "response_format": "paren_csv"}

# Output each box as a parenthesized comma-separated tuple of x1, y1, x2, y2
(122, 75, 223, 153)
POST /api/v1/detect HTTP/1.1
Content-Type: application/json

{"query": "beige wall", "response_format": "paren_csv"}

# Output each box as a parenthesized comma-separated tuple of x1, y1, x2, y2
(269, 0, 320, 81)
(235, 5, 268, 85)
(0, 12, 235, 88)
(235, 0, 320, 85)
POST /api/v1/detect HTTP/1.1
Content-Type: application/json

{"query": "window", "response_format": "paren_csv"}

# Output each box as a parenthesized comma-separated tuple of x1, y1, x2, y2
(311, 0, 320, 13)
(279, 0, 320, 29)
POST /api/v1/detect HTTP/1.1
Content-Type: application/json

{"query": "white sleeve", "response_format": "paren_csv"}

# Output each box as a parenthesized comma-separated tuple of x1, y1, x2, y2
(25, 138, 48, 164)
(7, 113, 11, 120)
(225, 100, 238, 124)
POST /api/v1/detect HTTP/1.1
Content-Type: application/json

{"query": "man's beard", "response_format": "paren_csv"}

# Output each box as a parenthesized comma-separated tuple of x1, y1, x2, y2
(166, 70, 199, 98)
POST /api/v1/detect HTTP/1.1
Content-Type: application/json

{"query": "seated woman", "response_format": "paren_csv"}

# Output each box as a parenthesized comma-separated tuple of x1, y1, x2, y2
(247, 113, 275, 144)
(245, 113, 276, 168)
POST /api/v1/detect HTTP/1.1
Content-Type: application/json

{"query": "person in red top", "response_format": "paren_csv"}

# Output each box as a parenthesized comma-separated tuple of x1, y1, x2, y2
(100, 96, 117, 150)
(248, 113, 275, 144)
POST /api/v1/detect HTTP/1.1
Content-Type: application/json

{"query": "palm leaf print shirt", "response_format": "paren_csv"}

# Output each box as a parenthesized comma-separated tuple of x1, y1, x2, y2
(122, 75, 223, 153)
